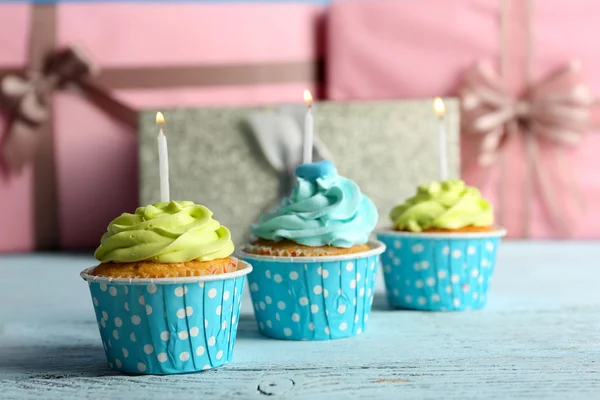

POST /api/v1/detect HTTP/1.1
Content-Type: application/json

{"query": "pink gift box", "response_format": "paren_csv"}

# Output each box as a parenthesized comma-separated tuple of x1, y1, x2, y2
(327, 0, 600, 239)
(0, 3, 325, 252)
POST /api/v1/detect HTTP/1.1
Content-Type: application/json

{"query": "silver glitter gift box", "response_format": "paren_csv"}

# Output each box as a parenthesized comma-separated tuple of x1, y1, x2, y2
(139, 99, 460, 246)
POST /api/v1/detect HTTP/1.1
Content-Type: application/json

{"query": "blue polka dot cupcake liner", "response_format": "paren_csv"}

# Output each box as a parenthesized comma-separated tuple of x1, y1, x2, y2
(375, 230, 506, 311)
(239, 241, 386, 341)
(80, 259, 252, 375)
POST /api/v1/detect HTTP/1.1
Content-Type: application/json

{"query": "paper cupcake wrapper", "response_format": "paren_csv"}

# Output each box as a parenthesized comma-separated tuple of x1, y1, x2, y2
(375, 230, 506, 311)
(239, 241, 386, 341)
(80, 259, 252, 375)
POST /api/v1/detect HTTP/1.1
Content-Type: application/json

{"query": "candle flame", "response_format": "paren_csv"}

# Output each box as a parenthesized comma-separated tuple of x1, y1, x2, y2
(156, 111, 165, 125)
(433, 97, 446, 117)
(304, 89, 313, 108)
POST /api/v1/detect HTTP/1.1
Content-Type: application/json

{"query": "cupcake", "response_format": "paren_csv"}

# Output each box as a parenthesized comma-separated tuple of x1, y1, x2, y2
(80, 201, 252, 374)
(240, 161, 385, 341)
(376, 180, 505, 311)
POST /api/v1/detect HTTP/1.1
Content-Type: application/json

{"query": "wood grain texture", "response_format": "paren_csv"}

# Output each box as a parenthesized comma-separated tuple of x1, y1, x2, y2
(1, 242, 600, 399)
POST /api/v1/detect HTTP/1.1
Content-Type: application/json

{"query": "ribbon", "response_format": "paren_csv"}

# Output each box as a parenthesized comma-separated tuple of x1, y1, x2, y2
(458, 0, 599, 237)
(243, 107, 332, 242)
(0, 46, 137, 173)
(461, 60, 593, 167)
(246, 106, 332, 203)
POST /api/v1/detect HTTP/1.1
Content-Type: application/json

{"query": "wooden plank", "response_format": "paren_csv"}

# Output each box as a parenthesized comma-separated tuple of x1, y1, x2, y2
(1, 242, 600, 399)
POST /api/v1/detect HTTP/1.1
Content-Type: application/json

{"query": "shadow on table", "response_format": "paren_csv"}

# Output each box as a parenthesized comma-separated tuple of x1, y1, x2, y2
(370, 292, 422, 312)
(0, 316, 274, 379)
(235, 313, 270, 341)
(371, 293, 436, 313)
(371, 292, 393, 312)
(235, 296, 412, 341)
(0, 344, 113, 378)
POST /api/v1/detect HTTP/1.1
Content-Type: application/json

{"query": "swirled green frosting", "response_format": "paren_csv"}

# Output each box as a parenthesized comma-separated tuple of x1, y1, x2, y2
(94, 201, 234, 263)
(390, 180, 494, 232)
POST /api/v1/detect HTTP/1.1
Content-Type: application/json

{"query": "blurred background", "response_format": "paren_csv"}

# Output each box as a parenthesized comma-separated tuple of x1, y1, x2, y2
(1, 0, 599, 254)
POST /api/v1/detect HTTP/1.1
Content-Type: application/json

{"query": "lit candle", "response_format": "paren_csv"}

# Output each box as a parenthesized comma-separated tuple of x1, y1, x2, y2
(303, 89, 314, 164)
(156, 112, 170, 202)
(433, 97, 448, 181)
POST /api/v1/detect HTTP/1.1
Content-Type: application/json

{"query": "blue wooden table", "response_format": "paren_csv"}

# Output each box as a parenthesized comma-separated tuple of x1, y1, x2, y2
(1, 242, 599, 399)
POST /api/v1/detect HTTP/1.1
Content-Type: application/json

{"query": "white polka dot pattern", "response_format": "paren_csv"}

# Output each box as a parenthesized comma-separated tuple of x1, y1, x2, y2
(376, 233, 502, 311)
(241, 252, 382, 341)
(86, 269, 247, 374)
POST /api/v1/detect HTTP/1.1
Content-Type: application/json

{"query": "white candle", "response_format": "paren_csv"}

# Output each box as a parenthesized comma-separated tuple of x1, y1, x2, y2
(433, 97, 448, 181)
(156, 112, 170, 202)
(303, 89, 314, 164)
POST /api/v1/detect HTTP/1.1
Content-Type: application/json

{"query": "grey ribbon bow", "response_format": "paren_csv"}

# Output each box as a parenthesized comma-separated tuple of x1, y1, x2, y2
(246, 105, 332, 202)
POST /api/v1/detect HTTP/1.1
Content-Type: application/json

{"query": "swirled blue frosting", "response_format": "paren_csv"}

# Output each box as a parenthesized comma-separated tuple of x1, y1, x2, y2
(251, 161, 378, 247)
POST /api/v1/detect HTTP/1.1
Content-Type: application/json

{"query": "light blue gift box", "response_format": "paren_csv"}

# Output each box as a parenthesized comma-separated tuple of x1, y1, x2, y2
(239, 242, 385, 340)
(375, 230, 506, 311)
(80, 260, 252, 375)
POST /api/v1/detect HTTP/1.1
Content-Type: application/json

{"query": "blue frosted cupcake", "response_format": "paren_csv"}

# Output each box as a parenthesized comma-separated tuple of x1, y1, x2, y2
(376, 180, 505, 311)
(81, 201, 252, 374)
(240, 161, 385, 340)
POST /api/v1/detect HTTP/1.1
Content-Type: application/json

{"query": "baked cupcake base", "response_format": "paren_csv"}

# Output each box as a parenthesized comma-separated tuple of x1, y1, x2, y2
(244, 239, 371, 257)
(394, 225, 496, 233)
(91, 257, 237, 278)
